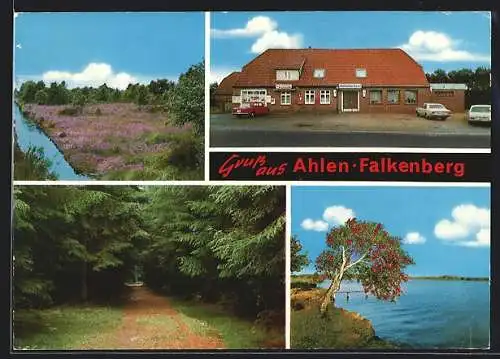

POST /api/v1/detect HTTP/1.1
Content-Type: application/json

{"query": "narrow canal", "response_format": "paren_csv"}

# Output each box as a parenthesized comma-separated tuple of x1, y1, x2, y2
(13, 104, 89, 180)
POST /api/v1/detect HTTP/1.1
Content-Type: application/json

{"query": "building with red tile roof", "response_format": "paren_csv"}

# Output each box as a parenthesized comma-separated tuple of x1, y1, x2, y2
(225, 48, 440, 114)
(212, 71, 241, 112)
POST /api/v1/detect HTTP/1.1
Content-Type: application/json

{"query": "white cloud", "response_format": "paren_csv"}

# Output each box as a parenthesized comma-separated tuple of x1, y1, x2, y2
(16, 44, 22, 49)
(211, 15, 303, 54)
(42, 63, 137, 90)
(211, 16, 278, 38)
(209, 66, 239, 84)
(434, 204, 490, 248)
(403, 232, 426, 245)
(14, 13, 19, 19)
(399, 30, 490, 62)
(301, 218, 328, 232)
(250, 31, 303, 54)
(322, 206, 355, 226)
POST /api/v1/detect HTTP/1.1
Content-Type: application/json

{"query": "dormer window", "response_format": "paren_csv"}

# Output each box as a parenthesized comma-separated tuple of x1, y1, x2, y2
(356, 68, 367, 78)
(313, 69, 325, 78)
(276, 69, 299, 81)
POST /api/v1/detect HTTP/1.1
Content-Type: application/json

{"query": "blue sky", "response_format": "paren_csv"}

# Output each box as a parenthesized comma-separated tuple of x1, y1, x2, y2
(292, 186, 490, 277)
(13, 12, 204, 89)
(210, 11, 491, 83)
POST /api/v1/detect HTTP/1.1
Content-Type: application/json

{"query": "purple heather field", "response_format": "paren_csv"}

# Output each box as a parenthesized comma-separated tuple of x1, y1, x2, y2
(23, 103, 191, 175)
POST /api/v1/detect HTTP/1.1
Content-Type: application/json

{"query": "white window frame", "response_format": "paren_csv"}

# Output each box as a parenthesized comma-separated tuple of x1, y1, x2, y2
(313, 69, 326, 79)
(240, 89, 267, 104)
(356, 68, 367, 78)
(305, 90, 315, 105)
(281, 91, 292, 105)
(320, 90, 331, 105)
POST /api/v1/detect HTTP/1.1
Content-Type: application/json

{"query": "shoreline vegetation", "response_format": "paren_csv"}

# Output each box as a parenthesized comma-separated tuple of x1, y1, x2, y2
(290, 273, 396, 349)
(290, 272, 487, 349)
(13, 61, 204, 181)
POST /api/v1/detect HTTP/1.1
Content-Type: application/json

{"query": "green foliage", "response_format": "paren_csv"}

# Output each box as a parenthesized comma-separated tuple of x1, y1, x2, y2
(141, 186, 285, 318)
(163, 132, 204, 170)
(291, 235, 310, 273)
(13, 144, 58, 181)
(13, 186, 148, 309)
(167, 61, 205, 136)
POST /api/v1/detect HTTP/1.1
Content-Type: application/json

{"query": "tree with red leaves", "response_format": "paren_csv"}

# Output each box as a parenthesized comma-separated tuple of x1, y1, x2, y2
(315, 218, 414, 314)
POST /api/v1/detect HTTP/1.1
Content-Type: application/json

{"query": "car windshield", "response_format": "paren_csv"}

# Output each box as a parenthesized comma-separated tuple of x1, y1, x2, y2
(470, 106, 491, 113)
(429, 104, 445, 109)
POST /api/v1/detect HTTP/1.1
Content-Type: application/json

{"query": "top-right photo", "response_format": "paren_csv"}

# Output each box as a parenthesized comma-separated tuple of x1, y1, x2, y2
(209, 11, 491, 149)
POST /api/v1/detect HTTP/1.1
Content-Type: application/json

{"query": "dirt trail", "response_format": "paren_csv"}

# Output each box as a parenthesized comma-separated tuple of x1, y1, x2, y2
(83, 286, 225, 350)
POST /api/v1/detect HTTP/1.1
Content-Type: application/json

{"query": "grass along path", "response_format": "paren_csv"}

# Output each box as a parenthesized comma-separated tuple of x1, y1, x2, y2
(82, 286, 225, 349)
(14, 285, 284, 350)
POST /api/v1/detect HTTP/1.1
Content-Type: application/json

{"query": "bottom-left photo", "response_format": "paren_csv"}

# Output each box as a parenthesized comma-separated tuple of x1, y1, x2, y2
(12, 185, 286, 350)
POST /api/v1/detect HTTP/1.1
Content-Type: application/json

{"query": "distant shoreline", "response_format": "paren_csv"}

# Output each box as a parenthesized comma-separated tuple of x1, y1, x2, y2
(292, 274, 489, 283)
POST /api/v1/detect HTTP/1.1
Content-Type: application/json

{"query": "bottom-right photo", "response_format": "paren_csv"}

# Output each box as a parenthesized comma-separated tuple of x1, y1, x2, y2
(290, 185, 490, 350)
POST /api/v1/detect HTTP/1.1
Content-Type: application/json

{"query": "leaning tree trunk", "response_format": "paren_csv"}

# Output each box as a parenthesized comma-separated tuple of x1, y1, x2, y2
(320, 248, 348, 315)
(320, 272, 343, 314)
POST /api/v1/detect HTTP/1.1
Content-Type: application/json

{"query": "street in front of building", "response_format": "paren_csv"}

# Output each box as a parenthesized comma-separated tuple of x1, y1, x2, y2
(209, 113, 490, 148)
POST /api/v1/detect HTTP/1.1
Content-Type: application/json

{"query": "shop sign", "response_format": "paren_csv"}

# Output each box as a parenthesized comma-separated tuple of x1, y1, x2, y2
(338, 83, 362, 89)
(275, 83, 293, 90)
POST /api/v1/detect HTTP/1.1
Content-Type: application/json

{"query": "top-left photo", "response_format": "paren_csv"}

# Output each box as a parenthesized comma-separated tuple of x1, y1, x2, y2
(13, 12, 205, 181)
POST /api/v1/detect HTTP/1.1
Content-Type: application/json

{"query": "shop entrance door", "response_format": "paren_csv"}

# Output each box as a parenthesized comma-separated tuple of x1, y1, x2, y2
(341, 91, 359, 112)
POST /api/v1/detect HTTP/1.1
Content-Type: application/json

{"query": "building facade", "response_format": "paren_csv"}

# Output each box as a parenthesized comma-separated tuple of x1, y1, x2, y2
(213, 71, 241, 112)
(429, 83, 468, 112)
(228, 48, 440, 114)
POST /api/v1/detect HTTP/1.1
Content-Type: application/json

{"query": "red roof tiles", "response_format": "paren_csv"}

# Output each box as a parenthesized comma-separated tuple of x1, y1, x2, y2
(234, 48, 430, 88)
(214, 71, 241, 95)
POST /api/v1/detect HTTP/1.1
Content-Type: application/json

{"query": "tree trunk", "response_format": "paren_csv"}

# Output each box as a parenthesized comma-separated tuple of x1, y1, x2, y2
(320, 272, 343, 314)
(320, 247, 348, 315)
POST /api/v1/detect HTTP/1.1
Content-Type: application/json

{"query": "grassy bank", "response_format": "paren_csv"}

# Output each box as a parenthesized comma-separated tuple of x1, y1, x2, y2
(290, 288, 395, 349)
(169, 298, 285, 349)
(13, 306, 122, 350)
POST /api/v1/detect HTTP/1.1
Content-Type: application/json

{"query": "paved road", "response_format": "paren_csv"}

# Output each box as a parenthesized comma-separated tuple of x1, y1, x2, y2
(210, 129, 490, 148)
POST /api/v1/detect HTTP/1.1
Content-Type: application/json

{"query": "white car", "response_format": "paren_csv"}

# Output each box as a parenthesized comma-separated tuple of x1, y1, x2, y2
(467, 105, 491, 125)
(416, 103, 452, 120)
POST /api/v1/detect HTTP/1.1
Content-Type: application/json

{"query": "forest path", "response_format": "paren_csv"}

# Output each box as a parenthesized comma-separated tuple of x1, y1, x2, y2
(83, 286, 226, 349)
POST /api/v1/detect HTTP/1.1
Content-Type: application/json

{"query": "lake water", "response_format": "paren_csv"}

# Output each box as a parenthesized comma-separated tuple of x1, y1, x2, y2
(13, 104, 89, 180)
(319, 279, 490, 349)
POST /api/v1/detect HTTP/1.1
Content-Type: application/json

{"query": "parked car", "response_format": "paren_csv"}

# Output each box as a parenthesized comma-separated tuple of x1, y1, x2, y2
(232, 102, 270, 118)
(467, 105, 491, 125)
(416, 103, 452, 120)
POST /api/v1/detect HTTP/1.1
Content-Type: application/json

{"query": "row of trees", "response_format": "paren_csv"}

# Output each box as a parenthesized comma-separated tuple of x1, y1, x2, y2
(425, 67, 491, 91)
(15, 79, 176, 108)
(426, 67, 491, 106)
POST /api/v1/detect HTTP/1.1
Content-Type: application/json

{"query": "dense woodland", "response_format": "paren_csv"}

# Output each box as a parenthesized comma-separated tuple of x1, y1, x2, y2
(13, 152, 285, 326)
